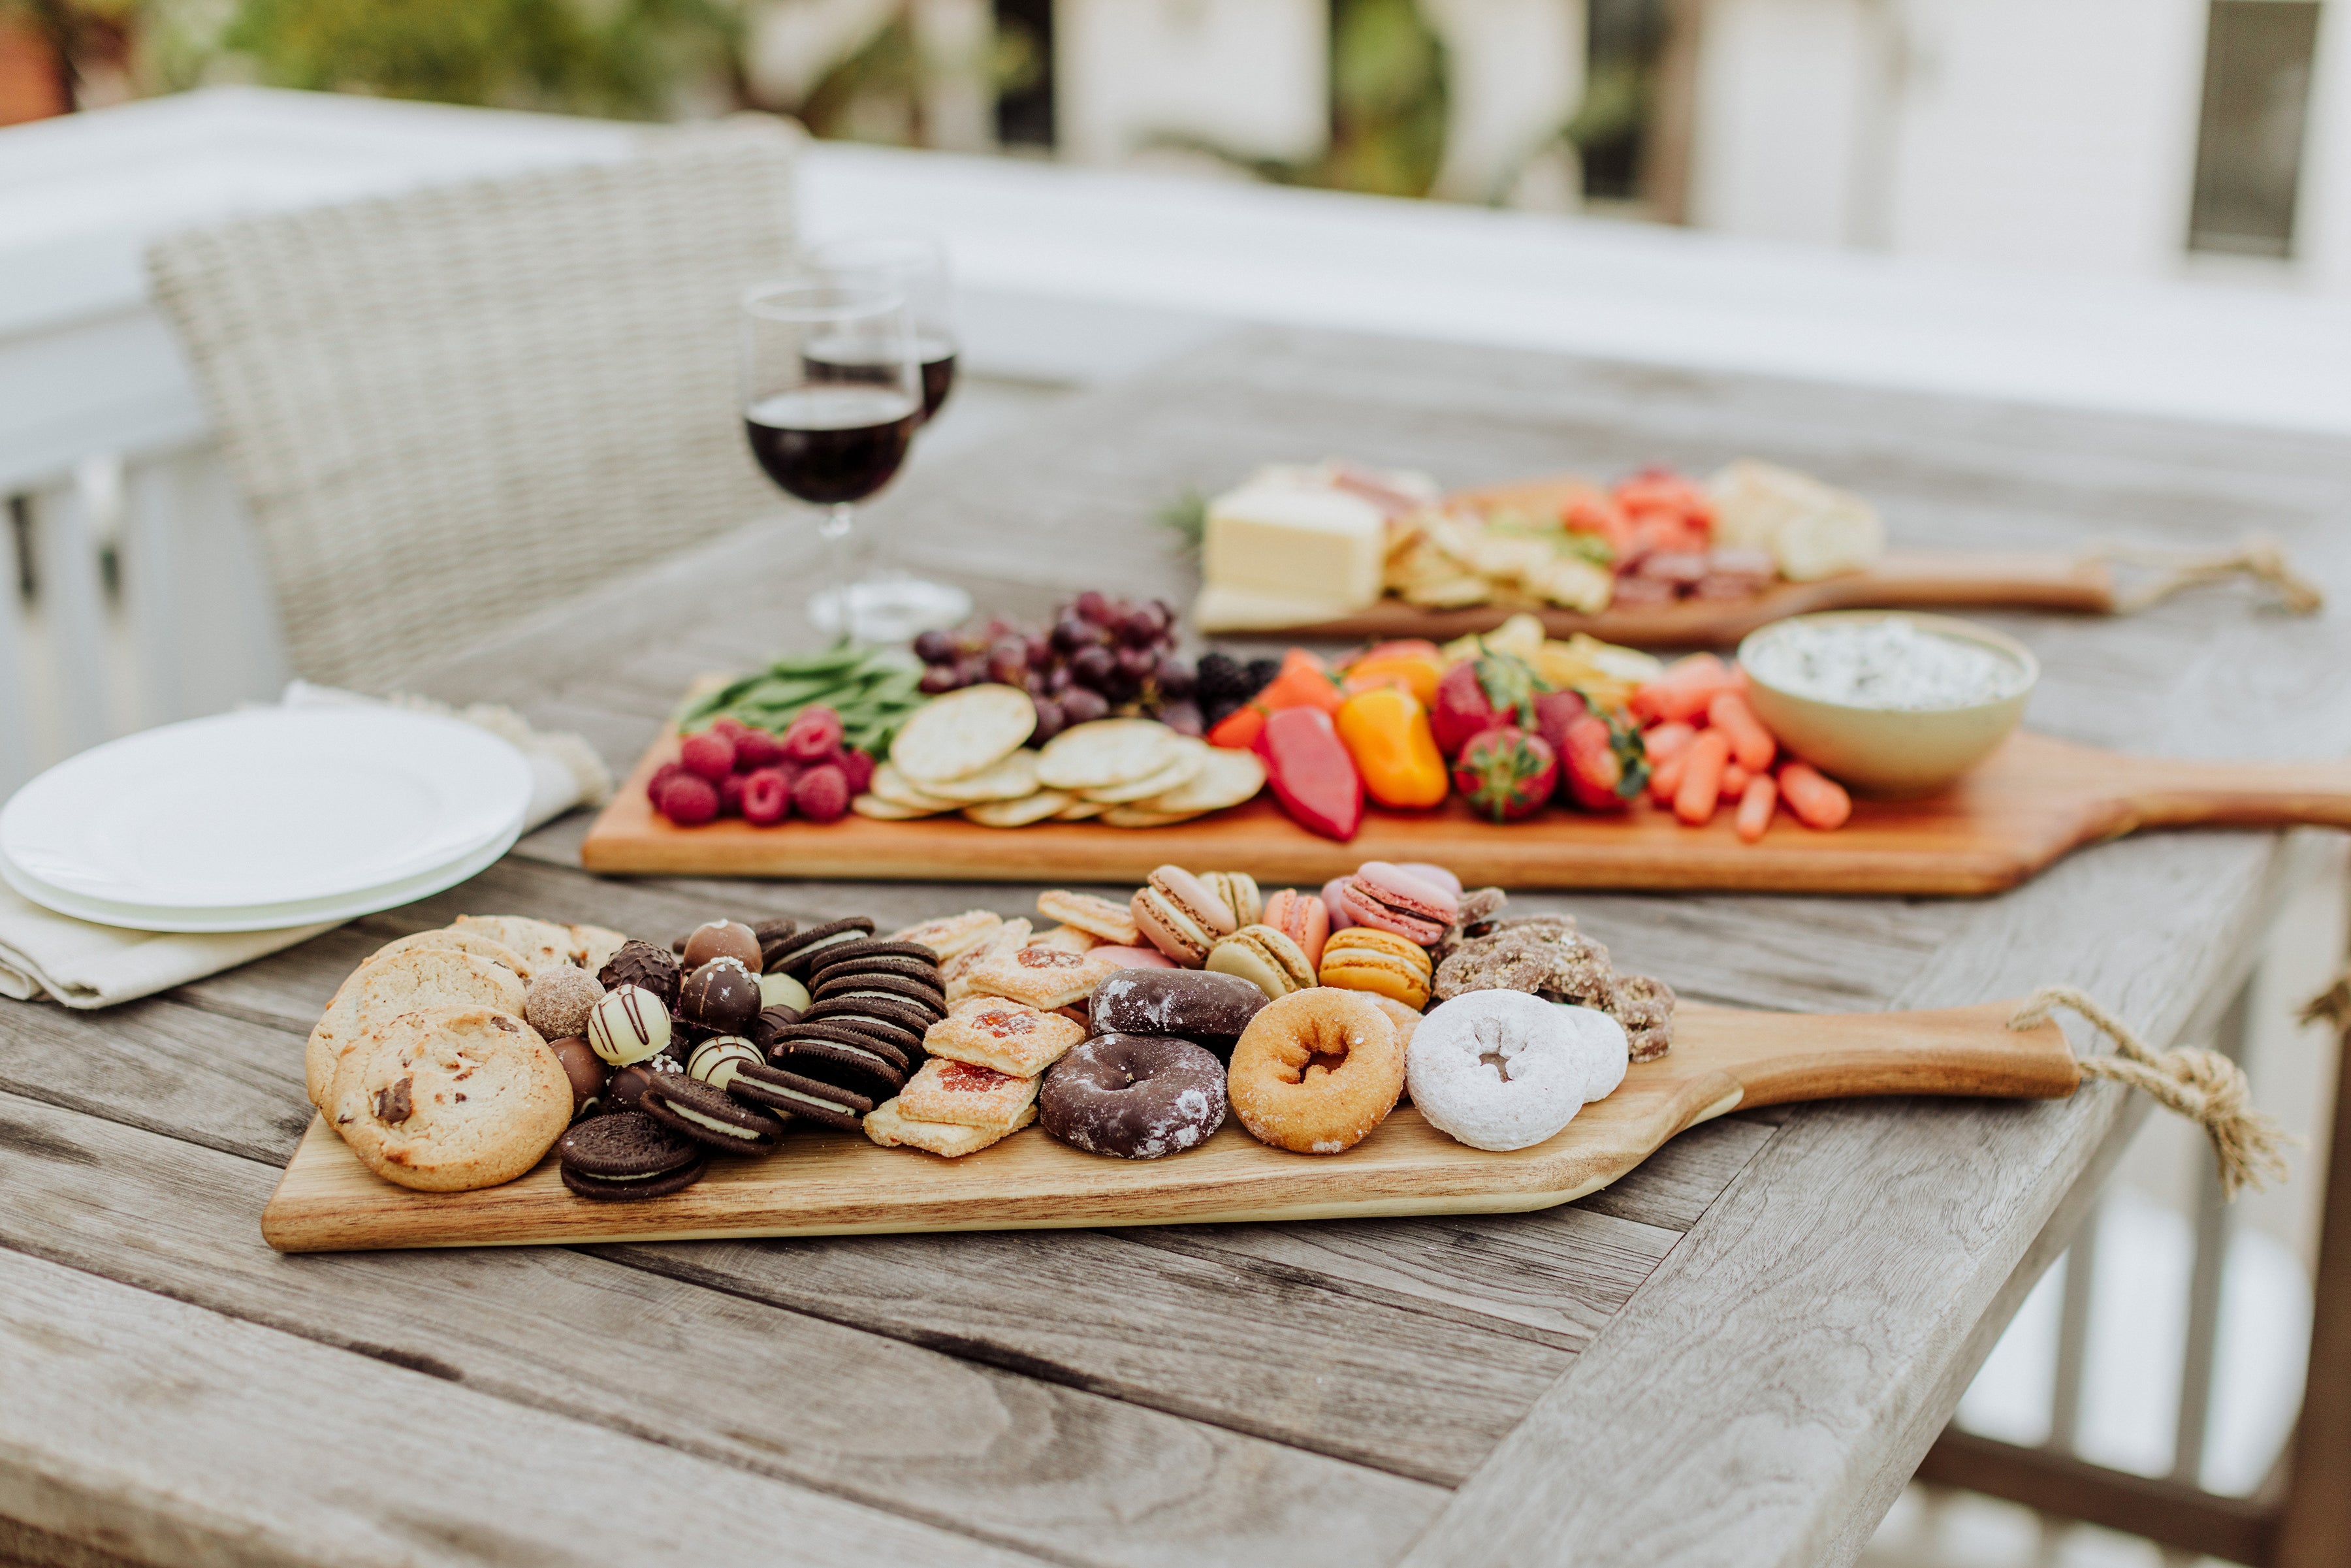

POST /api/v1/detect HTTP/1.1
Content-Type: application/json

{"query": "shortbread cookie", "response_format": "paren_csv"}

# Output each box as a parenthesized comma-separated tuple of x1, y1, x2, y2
(888, 910, 1003, 963)
(1035, 891, 1140, 946)
(347, 929, 534, 987)
(306, 948, 530, 1108)
(923, 998, 1088, 1076)
(451, 915, 575, 972)
(897, 1056, 1040, 1128)
(864, 1096, 1037, 1158)
(328, 1007, 570, 1192)
(964, 944, 1119, 1010)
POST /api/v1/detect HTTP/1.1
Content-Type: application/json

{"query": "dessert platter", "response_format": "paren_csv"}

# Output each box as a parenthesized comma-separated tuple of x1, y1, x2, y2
(264, 864, 2087, 1253)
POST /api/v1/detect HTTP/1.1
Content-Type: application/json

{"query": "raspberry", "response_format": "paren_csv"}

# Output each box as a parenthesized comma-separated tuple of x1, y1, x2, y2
(710, 716, 750, 742)
(791, 763, 850, 823)
(733, 728, 784, 771)
(658, 774, 718, 825)
(838, 748, 876, 795)
(679, 730, 735, 781)
(741, 767, 793, 825)
(645, 761, 684, 803)
(782, 707, 844, 763)
(718, 773, 746, 817)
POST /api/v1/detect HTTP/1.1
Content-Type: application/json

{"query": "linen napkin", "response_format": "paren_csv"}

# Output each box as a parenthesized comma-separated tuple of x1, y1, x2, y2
(0, 683, 612, 1010)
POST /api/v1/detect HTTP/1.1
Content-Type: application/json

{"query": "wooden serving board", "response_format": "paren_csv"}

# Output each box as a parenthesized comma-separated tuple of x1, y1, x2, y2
(1221, 551, 2116, 647)
(579, 729, 2351, 895)
(261, 999, 2079, 1253)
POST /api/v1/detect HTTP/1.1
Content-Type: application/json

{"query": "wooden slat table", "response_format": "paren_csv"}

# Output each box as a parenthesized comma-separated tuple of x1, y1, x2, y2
(5, 327, 2348, 1568)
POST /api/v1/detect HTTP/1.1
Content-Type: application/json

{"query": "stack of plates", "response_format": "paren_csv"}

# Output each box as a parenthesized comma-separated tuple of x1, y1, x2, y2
(0, 708, 535, 933)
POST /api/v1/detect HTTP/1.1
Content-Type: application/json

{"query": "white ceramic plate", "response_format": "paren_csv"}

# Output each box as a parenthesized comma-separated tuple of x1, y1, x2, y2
(0, 707, 533, 912)
(1, 812, 523, 934)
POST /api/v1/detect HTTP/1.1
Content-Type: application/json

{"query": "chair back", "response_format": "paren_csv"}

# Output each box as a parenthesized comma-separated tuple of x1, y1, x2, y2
(149, 118, 801, 689)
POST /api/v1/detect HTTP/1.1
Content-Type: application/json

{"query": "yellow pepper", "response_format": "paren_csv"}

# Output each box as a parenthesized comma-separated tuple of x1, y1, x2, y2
(1344, 645, 1445, 710)
(1336, 686, 1450, 809)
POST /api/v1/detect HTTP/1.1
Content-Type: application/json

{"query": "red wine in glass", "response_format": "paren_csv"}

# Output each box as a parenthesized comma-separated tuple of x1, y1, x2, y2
(803, 332, 958, 421)
(744, 387, 921, 505)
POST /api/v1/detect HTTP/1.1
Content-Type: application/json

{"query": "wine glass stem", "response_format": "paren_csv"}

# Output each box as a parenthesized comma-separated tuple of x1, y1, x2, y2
(822, 504, 856, 637)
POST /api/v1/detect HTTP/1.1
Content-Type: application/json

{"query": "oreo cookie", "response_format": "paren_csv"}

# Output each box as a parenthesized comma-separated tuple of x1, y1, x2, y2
(729, 1061, 872, 1132)
(810, 970, 947, 1016)
(768, 1028, 909, 1100)
(799, 997, 933, 1057)
(753, 917, 799, 971)
(767, 918, 877, 978)
(639, 1074, 788, 1154)
(558, 1111, 708, 1200)
(807, 939, 939, 982)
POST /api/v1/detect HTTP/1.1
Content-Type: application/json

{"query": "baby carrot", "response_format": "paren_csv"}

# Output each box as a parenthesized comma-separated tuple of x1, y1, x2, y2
(1650, 747, 1687, 803)
(1736, 775, 1778, 842)
(1643, 721, 1697, 763)
(1719, 760, 1751, 800)
(1631, 655, 1733, 726)
(1674, 729, 1731, 825)
(1706, 690, 1778, 773)
(1778, 761, 1853, 830)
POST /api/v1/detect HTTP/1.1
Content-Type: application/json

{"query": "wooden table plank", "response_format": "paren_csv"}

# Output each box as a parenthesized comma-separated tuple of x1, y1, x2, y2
(0, 1091, 1441, 1568)
(0, 1249, 1042, 1568)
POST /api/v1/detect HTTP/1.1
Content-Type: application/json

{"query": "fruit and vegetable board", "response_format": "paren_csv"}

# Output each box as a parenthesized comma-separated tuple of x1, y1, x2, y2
(579, 728, 2351, 895)
(261, 999, 2079, 1253)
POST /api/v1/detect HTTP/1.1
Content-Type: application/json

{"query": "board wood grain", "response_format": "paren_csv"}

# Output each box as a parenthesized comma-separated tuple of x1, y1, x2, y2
(579, 728, 2351, 894)
(261, 999, 2078, 1254)
(1204, 550, 2119, 645)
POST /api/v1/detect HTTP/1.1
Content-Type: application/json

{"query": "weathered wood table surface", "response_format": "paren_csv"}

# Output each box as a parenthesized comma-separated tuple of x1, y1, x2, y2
(5, 328, 2348, 1568)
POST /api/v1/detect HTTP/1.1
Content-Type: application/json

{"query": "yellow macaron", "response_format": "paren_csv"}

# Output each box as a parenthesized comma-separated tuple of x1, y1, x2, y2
(1318, 927, 1433, 1010)
(1206, 923, 1317, 1001)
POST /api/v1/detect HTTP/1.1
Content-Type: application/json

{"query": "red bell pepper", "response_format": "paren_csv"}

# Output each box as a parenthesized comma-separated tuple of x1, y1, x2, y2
(1254, 705, 1364, 841)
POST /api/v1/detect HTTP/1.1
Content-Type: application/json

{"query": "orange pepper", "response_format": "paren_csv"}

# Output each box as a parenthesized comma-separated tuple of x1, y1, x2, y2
(1207, 704, 1266, 750)
(1335, 686, 1449, 809)
(1255, 647, 1345, 716)
(1344, 647, 1445, 709)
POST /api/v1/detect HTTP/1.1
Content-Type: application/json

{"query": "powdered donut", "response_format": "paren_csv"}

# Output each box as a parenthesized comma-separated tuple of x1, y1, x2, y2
(1226, 987, 1404, 1155)
(1558, 1003, 1630, 1100)
(1407, 991, 1606, 1152)
(1040, 1033, 1226, 1159)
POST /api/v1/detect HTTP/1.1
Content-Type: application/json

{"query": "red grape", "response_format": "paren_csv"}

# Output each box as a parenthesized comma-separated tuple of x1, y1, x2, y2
(1031, 696, 1066, 743)
(1061, 687, 1109, 724)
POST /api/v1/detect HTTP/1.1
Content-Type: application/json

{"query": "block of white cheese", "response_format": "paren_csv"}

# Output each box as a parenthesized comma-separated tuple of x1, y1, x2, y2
(1197, 466, 1417, 630)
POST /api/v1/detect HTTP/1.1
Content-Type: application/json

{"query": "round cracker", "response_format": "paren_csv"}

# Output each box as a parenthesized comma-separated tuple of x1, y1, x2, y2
(917, 748, 1040, 803)
(963, 791, 1075, 828)
(1100, 805, 1206, 827)
(892, 685, 1035, 784)
(1139, 745, 1268, 814)
(854, 793, 946, 820)
(1055, 799, 1107, 821)
(1083, 736, 1208, 803)
(871, 763, 963, 812)
(1034, 720, 1180, 792)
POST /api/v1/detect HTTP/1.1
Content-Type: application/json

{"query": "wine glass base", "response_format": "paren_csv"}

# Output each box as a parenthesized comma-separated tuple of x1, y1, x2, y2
(809, 576, 973, 643)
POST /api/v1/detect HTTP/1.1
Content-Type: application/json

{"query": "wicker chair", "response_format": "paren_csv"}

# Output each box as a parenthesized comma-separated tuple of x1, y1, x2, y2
(148, 118, 802, 691)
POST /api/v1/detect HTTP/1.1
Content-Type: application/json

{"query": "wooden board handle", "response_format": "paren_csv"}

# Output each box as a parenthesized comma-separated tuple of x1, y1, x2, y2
(1682, 1000, 2081, 1111)
(2102, 755, 2351, 831)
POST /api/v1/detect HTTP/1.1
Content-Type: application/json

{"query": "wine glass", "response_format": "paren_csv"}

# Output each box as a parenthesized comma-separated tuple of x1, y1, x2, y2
(740, 279, 925, 642)
(805, 232, 971, 637)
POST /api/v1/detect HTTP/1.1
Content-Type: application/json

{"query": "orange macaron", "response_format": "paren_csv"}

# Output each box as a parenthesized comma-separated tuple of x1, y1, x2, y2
(1317, 927, 1432, 1010)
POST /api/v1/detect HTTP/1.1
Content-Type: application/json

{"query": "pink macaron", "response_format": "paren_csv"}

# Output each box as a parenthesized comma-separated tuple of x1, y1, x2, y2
(1091, 945, 1177, 970)
(1397, 861, 1462, 898)
(1321, 876, 1357, 932)
(1260, 888, 1331, 971)
(1341, 861, 1460, 946)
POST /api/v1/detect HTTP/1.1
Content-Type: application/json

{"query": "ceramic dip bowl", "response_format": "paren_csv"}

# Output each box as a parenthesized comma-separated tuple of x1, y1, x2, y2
(1736, 611, 2038, 796)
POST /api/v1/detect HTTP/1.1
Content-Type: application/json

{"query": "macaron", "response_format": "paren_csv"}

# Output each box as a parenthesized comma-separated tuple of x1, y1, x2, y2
(1341, 861, 1461, 946)
(1128, 865, 1238, 967)
(1319, 927, 1435, 1010)
(1396, 862, 1463, 898)
(558, 1110, 709, 1200)
(1260, 888, 1330, 970)
(1321, 876, 1357, 933)
(1206, 924, 1318, 1001)
(1091, 945, 1177, 969)
(1201, 871, 1262, 928)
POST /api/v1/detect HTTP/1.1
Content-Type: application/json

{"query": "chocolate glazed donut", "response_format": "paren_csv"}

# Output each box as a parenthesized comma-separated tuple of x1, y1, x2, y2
(1040, 1034, 1227, 1159)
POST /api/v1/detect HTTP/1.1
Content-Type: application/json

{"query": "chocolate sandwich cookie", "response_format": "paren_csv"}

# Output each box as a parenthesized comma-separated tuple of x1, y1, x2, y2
(799, 996, 934, 1056)
(767, 1028, 909, 1101)
(558, 1111, 708, 1200)
(752, 917, 799, 971)
(728, 1061, 872, 1132)
(808, 956, 944, 997)
(805, 941, 942, 989)
(639, 1074, 788, 1153)
(766, 917, 877, 978)
(810, 970, 948, 1017)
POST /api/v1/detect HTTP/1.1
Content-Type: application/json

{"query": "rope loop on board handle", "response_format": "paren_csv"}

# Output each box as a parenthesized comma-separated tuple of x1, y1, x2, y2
(2006, 985, 2293, 1200)
(2083, 536, 2324, 616)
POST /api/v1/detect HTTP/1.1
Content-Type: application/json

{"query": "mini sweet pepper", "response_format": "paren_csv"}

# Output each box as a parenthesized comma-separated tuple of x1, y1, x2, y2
(1335, 686, 1448, 809)
(1254, 705, 1364, 841)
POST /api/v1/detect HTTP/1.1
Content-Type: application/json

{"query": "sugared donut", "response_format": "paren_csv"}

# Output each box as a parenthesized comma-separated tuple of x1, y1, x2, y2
(1040, 1033, 1226, 1159)
(1226, 987, 1404, 1155)
(1405, 991, 1623, 1152)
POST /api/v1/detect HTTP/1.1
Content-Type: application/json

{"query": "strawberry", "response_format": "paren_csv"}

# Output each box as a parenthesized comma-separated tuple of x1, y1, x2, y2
(733, 728, 784, 771)
(657, 773, 718, 825)
(782, 707, 846, 763)
(1451, 726, 1558, 823)
(1430, 645, 1546, 758)
(741, 767, 794, 825)
(1558, 712, 1649, 812)
(679, 729, 735, 782)
(1532, 689, 1588, 760)
(792, 763, 850, 824)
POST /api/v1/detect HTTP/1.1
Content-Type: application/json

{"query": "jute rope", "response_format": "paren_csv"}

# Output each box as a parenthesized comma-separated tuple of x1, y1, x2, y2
(2086, 536, 2325, 616)
(2006, 985, 2294, 1199)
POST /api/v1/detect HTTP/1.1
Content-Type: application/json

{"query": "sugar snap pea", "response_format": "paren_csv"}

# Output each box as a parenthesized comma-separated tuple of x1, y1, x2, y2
(679, 642, 929, 756)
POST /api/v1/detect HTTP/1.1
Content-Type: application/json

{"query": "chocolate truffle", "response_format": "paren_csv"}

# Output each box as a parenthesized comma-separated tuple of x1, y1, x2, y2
(599, 939, 682, 1010)
(547, 1036, 609, 1120)
(681, 920, 762, 974)
(526, 966, 604, 1042)
(758, 970, 812, 1012)
(751, 1003, 805, 1052)
(606, 1056, 682, 1109)
(586, 985, 671, 1066)
(680, 957, 761, 1037)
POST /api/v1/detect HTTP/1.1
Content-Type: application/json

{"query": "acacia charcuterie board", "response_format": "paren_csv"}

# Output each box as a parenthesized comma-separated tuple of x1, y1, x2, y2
(578, 730, 2351, 895)
(260, 999, 2079, 1253)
